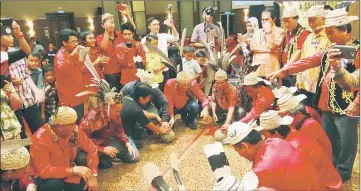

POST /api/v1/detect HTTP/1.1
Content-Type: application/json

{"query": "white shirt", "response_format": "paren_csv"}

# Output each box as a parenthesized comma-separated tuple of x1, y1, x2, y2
(141, 33, 179, 72)
(178, 58, 202, 79)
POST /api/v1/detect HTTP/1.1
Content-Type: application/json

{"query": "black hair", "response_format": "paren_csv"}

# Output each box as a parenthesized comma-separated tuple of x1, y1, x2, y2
(234, 130, 263, 147)
(59, 29, 78, 43)
(262, 7, 277, 20)
(146, 33, 158, 42)
(183, 45, 195, 53)
(251, 81, 269, 88)
(323, 4, 334, 11)
(26, 53, 41, 59)
(336, 23, 352, 34)
(274, 125, 291, 137)
(80, 30, 93, 45)
(147, 17, 159, 27)
(49, 42, 54, 45)
(195, 50, 207, 58)
(120, 22, 135, 34)
(133, 83, 153, 101)
(42, 64, 54, 76)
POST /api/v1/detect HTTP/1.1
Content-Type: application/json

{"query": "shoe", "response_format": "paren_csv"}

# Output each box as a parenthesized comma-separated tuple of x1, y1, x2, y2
(187, 120, 198, 130)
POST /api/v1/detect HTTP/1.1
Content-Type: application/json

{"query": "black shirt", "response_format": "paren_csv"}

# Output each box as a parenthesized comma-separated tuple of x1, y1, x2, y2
(120, 97, 150, 136)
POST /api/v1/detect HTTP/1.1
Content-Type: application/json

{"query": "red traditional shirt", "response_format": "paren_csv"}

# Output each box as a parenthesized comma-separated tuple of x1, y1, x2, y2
(240, 86, 275, 123)
(81, 47, 104, 93)
(281, 25, 311, 65)
(96, 31, 123, 75)
(305, 106, 322, 125)
(30, 124, 99, 184)
(115, 41, 146, 85)
(211, 84, 238, 110)
(164, 79, 209, 117)
(291, 112, 332, 160)
(79, 108, 129, 153)
(54, 47, 88, 107)
(253, 138, 323, 190)
(286, 130, 343, 190)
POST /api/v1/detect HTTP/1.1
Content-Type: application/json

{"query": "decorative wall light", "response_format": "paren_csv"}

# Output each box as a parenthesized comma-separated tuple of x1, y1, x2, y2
(243, 8, 249, 22)
(27, 20, 35, 37)
(88, 17, 94, 31)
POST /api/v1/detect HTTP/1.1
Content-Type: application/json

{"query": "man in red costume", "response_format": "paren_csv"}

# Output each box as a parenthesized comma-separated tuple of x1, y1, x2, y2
(54, 29, 88, 125)
(31, 106, 99, 191)
(256, 110, 342, 190)
(223, 121, 323, 190)
(276, 92, 332, 159)
(239, 72, 275, 123)
(164, 71, 210, 130)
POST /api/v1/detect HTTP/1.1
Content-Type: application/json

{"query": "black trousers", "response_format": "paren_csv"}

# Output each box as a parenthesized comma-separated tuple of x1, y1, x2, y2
(282, 75, 297, 87)
(15, 104, 44, 139)
(104, 73, 122, 91)
(72, 103, 84, 125)
(36, 178, 87, 191)
(159, 70, 169, 92)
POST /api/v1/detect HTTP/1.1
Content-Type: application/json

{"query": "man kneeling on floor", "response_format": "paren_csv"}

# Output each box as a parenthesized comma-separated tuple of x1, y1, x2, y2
(30, 106, 99, 191)
(79, 88, 139, 169)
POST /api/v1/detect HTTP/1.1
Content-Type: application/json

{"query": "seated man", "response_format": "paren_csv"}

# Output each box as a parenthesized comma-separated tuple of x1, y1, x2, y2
(30, 106, 99, 191)
(1, 140, 36, 191)
(121, 69, 170, 128)
(164, 72, 210, 130)
(223, 121, 323, 190)
(79, 90, 139, 170)
(121, 83, 174, 148)
(256, 110, 342, 190)
(239, 72, 275, 123)
(276, 92, 332, 159)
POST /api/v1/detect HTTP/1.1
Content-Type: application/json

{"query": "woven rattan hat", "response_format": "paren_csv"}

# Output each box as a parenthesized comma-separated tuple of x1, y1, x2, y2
(282, 6, 298, 18)
(49, 106, 77, 126)
(321, 8, 359, 28)
(241, 72, 266, 86)
(215, 69, 228, 81)
(136, 69, 159, 88)
(277, 93, 307, 113)
(272, 86, 297, 99)
(306, 5, 328, 18)
(257, 110, 293, 131)
(1, 146, 30, 170)
(176, 71, 191, 84)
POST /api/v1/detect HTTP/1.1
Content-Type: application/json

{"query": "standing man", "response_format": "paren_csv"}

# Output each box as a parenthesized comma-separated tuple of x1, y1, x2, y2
(46, 42, 57, 66)
(251, 8, 284, 78)
(280, 6, 311, 87)
(296, 5, 331, 105)
(54, 29, 87, 125)
(191, 6, 222, 96)
(141, 16, 179, 91)
(268, 9, 360, 182)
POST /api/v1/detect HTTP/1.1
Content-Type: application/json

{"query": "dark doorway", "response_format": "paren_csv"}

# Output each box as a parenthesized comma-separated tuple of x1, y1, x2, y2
(46, 12, 76, 48)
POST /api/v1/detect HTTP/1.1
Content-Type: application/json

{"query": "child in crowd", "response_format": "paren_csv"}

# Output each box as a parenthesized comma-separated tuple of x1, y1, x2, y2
(40, 58, 48, 68)
(40, 65, 58, 122)
(27, 53, 43, 89)
(195, 50, 208, 91)
(178, 45, 202, 81)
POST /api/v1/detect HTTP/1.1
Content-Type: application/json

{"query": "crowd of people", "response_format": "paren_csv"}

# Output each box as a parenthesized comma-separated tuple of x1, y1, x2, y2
(0, 3, 359, 191)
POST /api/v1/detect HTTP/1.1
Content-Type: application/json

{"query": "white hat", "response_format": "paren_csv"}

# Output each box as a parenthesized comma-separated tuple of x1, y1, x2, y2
(241, 72, 271, 86)
(101, 13, 114, 23)
(256, 110, 293, 131)
(1, 146, 30, 170)
(282, 6, 298, 18)
(176, 71, 191, 84)
(135, 69, 159, 88)
(321, 8, 359, 28)
(306, 5, 328, 18)
(215, 69, 228, 81)
(277, 93, 307, 113)
(272, 86, 297, 99)
(222, 120, 254, 145)
(49, 106, 77, 126)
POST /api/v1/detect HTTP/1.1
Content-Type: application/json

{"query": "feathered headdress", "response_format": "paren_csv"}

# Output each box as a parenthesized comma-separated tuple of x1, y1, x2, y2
(200, 22, 242, 73)
(76, 53, 123, 117)
(143, 41, 177, 72)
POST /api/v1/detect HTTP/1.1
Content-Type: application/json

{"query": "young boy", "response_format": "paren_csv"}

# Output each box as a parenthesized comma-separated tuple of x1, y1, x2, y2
(40, 65, 58, 122)
(195, 50, 208, 90)
(27, 53, 43, 89)
(178, 45, 202, 81)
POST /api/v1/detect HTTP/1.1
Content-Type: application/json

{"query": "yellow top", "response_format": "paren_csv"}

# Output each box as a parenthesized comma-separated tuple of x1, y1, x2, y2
(297, 29, 330, 93)
(145, 52, 164, 84)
